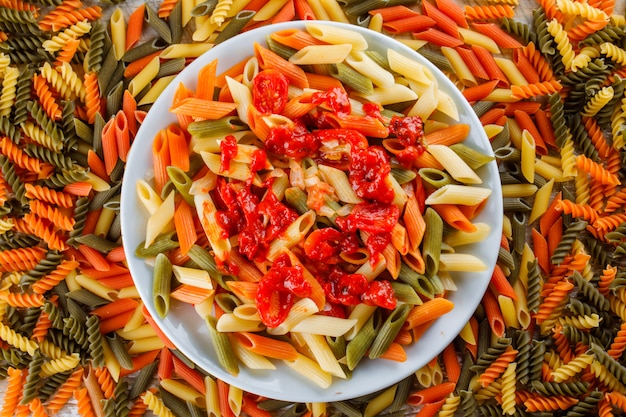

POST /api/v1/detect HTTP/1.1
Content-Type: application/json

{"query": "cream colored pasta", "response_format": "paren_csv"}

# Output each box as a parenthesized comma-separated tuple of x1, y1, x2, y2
(297, 332, 346, 378)
(425, 184, 492, 205)
(520, 130, 536, 183)
(230, 338, 277, 370)
(75, 274, 117, 301)
(290, 315, 358, 337)
(438, 253, 487, 271)
(283, 353, 332, 388)
(306, 22, 368, 49)
(290, 44, 353, 65)
(145, 190, 175, 248)
(317, 164, 362, 204)
(161, 379, 206, 408)
(138, 75, 177, 106)
(444, 223, 491, 247)
(441, 46, 477, 87)
(528, 178, 554, 224)
(160, 43, 214, 59)
(458, 27, 500, 54)
(110, 8, 126, 60)
(427, 145, 482, 184)
(345, 51, 395, 87)
(494, 57, 528, 86)
(128, 56, 160, 97)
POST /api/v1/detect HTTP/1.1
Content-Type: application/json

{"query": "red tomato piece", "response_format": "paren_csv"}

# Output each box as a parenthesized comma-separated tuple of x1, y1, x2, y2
(349, 146, 394, 203)
(362, 280, 397, 310)
(252, 69, 290, 115)
(256, 253, 311, 327)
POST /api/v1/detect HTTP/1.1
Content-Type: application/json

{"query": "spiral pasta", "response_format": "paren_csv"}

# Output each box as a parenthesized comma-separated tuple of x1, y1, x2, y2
(54, 38, 80, 66)
(74, 387, 96, 417)
(545, 18, 575, 72)
(24, 183, 73, 208)
(38, 62, 76, 101)
(464, 4, 515, 20)
(31, 259, 78, 294)
(32, 74, 61, 121)
(0, 367, 23, 417)
(582, 85, 614, 117)
(55, 61, 85, 102)
(523, 395, 579, 412)
(0, 137, 48, 177)
(86, 315, 104, 369)
(141, 390, 175, 417)
(29, 200, 75, 231)
(478, 346, 519, 388)
(21, 213, 68, 251)
(559, 135, 577, 178)
(21, 121, 62, 152)
(0, 321, 37, 355)
(576, 154, 620, 186)
(158, 0, 179, 18)
(601, 42, 626, 66)
(500, 361, 517, 415)
(556, 0, 609, 20)
(510, 79, 562, 99)
(42, 21, 92, 53)
(83, 71, 100, 124)
(0, 246, 46, 273)
(0, 66, 18, 118)
(0, 291, 44, 308)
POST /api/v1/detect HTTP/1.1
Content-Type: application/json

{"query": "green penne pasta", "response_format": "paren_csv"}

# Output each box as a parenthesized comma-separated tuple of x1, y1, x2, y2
(191, 0, 217, 16)
(471, 100, 496, 118)
(494, 146, 521, 162)
(285, 187, 309, 215)
(156, 57, 186, 79)
(418, 48, 454, 73)
(490, 122, 510, 150)
(188, 117, 248, 138)
(153, 253, 173, 319)
(205, 315, 239, 376)
(129, 361, 159, 399)
(450, 143, 496, 169)
(66, 289, 109, 307)
(106, 333, 133, 370)
(135, 231, 180, 258)
(73, 234, 117, 253)
(122, 38, 169, 63)
(503, 197, 532, 212)
(186, 244, 230, 289)
(215, 11, 256, 45)
(368, 303, 411, 359)
(418, 168, 453, 188)
(168, 0, 183, 44)
(266, 36, 297, 61)
(145, 5, 172, 44)
(346, 310, 381, 370)
(330, 62, 374, 95)
(398, 262, 434, 299)
(214, 293, 241, 313)
(390, 167, 417, 184)
(390, 282, 422, 304)
(159, 388, 192, 417)
(423, 208, 443, 277)
(167, 166, 194, 207)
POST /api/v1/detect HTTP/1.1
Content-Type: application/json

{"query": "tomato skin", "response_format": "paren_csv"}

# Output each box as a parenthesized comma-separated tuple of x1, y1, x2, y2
(349, 146, 394, 203)
(388, 115, 425, 147)
(362, 280, 396, 310)
(265, 119, 320, 159)
(304, 228, 358, 264)
(219, 135, 238, 172)
(312, 86, 351, 117)
(335, 202, 400, 234)
(256, 253, 312, 327)
(252, 69, 290, 115)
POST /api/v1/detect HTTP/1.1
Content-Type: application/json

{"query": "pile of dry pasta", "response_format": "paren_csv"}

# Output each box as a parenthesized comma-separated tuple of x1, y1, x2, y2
(0, 0, 625, 416)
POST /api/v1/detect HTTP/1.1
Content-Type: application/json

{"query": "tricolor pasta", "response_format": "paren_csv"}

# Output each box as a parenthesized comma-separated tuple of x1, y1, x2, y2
(135, 23, 493, 386)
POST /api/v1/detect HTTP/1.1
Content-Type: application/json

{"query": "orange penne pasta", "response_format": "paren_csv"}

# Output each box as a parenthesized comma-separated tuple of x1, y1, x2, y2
(479, 108, 505, 126)
(534, 108, 558, 150)
(152, 130, 170, 195)
(472, 23, 523, 49)
(414, 151, 445, 170)
(422, 0, 459, 38)
(432, 204, 476, 233)
(471, 45, 509, 88)
(482, 288, 505, 338)
(378, 342, 407, 362)
(123, 51, 161, 78)
(513, 49, 540, 84)
(173, 201, 197, 255)
(282, 93, 318, 120)
(305, 72, 342, 90)
(123, 90, 138, 138)
(405, 298, 455, 329)
(271, 0, 295, 23)
(166, 124, 190, 171)
(99, 310, 135, 334)
(513, 110, 547, 155)
(413, 28, 463, 48)
(81, 263, 130, 279)
(503, 101, 542, 115)
(226, 281, 259, 302)
(172, 354, 206, 395)
(87, 150, 110, 183)
(368, 5, 418, 21)
(228, 250, 263, 282)
(442, 343, 460, 383)
(98, 273, 135, 290)
(196, 59, 217, 101)
(170, 284, 214, 304)
(424, 123, 470, 146)
(322, 113, 388, 138)
(91, 298, 139, 320)
(407, 381, 456, 405)
(435, 0, 468, 28)
(455, 46, 489, 80)
(78, 244, 110, 272)
(404, 193, 426, 252)
(119, 350, 161, 378)
(171, 82, 195, 131)
(235, 332, 299, 360)
(125, 3, 145, 51)
(115, 110, 131, 162)
(462, 79, 498, 103)
(105, 246, 126, 263)
(63, 181, 93, 196)
(382, 14, 436, 34)
(271, 30, 325, 50)
(547, 216, 563, 261)
(489, 264, 517, 300)
(254, 43, 308, 89)
(101, 118, 118, 175)
(170, 97, 238, 120)
(158, 346, 174, 380)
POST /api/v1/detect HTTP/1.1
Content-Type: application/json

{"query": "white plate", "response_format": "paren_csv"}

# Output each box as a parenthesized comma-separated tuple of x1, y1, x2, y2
(120, 21, 502, 403)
